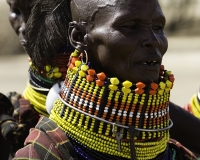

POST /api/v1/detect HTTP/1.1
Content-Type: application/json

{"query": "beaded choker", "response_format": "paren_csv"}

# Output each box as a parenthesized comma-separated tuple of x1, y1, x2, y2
(29, 52, 71, 86)
(50, 50, 175, 160)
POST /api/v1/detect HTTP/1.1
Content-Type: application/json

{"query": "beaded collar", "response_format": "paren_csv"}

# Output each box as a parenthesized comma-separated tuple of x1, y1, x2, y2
(23, 49, 73, 116)
(50, 50, 175, 160)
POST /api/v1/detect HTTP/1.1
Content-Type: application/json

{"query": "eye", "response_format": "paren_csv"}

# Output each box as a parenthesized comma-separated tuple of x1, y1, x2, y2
(119, 21, 139, 30)
(152, 22, 164, 33)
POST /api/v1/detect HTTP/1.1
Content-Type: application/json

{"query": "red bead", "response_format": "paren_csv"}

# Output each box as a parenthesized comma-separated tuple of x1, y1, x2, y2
(136, 82, 146, 88)
(69, 63, 74, 69)
(71, 57, 78, 64)
(150, 82, 158, 90)
(97, 72, 106, 81)
(88, 69, 96, 76)
(135, 88, 144, 94)
(96, 80, 104, 86)
(60, 67, 67, 72)
(160, 65, 164, 71)
(86, 75, 95, 82)
(149, 89, 157, 95)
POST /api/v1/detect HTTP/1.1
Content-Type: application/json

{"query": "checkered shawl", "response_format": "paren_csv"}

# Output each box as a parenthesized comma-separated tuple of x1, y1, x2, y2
(14, 116, 77, 160)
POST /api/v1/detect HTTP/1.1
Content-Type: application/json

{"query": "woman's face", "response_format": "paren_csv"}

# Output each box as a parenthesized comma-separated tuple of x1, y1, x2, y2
(86, 0, 168, 84)
(6, 0, 32, 49)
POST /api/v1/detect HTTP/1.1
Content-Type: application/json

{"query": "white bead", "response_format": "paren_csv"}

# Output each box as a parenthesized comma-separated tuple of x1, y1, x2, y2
(79, 101, 82, 105)
(118, 113, 122, 116)
(89, 105, 93, 108)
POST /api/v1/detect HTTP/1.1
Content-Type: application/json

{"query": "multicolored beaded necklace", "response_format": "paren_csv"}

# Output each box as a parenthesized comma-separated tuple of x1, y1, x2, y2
(50, 50, 175, 160)
(23, 48, 73, 116)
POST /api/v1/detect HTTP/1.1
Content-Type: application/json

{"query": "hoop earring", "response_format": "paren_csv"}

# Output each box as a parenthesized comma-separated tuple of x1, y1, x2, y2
(81, 50, 88, 64)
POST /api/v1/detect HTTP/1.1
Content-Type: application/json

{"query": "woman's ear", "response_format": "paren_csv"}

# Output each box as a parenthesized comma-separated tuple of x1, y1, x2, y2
(68, 21, 88, 51)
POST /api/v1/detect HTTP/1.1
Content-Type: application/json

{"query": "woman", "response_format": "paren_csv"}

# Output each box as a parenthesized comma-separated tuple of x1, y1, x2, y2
(13, 0, 197, 159)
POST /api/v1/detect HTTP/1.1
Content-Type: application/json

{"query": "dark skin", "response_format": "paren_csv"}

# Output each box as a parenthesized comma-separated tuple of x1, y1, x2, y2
(70, 0, 167, 84)
(69, 0, 200, 154)
(6, 0, 33, 51)
(4, 0, 200, 156)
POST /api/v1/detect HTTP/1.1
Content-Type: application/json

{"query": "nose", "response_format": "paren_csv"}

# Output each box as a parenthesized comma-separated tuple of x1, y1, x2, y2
(141, 28, 160, 49)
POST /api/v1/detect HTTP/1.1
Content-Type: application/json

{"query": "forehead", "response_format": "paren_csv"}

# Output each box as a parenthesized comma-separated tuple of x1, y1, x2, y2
(78, 0, 164, 25)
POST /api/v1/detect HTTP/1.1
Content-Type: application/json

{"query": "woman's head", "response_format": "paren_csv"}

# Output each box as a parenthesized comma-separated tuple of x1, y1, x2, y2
(6, 0, 33, 52)
(69, 0, 168, 84)
(27, 0, 167, 84)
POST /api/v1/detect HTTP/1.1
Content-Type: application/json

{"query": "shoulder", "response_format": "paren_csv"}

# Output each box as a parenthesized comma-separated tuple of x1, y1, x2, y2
(14, 116, 77, 160)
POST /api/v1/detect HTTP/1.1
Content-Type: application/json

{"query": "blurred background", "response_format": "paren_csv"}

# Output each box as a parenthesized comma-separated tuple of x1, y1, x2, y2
(0, 0, 200, 107)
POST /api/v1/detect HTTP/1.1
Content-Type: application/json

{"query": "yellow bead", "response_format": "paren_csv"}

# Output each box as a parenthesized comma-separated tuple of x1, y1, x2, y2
(109, 84, 118, 91)
(165, 80, 172, 88)
(122, 80, 132, 88)
(81, 64, 89, 72)
(47, 73, 53, 78)
(79, 70, 86, 77)
(159, 82, 166, 89)
(71, 50, 79, 56)
(164, 88, 170, 93)
(122, 87, 131, 94)
(166, 70, 172, 75)
(54, 72, 62, 78)
(45, 65, 51, 72)
(75, 60, 82, 67)
(53, 67, 59, 72)
(72, 67, 78, 73)
(110, 78, 120, 85)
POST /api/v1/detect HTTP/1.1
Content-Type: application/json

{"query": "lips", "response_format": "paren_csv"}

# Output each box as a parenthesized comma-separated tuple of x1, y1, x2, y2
(137, 59, 160, 70)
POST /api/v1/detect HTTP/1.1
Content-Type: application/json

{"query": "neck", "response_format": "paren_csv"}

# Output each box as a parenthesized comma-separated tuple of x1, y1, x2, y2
(23, 49, 73, 116)
(49, 50, 175, 160)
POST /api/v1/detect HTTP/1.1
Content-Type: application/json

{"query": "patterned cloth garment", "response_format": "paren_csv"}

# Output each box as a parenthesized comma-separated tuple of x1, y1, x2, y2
(13, 116, 197, 160)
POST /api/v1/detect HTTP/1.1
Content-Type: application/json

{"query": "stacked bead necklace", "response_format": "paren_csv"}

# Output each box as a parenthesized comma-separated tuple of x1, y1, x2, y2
(23, 48, 73, 116)
(50, 50, 175, 160)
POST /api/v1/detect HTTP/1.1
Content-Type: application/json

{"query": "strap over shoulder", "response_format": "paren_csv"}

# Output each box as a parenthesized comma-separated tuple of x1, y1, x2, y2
(25, 116, 78, 160)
